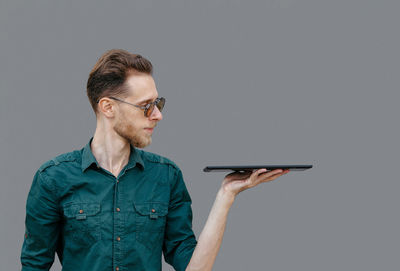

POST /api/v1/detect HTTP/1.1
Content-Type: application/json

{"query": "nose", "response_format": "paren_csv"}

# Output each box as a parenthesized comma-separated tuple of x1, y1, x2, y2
(149, 105, 163, 121)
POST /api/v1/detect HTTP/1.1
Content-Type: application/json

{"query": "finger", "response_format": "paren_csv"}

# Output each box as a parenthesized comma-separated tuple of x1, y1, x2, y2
(259, 171, 287, 183)
(249, 168, 269, 180)
(258, 169, 282, 177)
(253, 168, 268, 176)
(244, 168, 273, 186)
(257, 169, 284, 180)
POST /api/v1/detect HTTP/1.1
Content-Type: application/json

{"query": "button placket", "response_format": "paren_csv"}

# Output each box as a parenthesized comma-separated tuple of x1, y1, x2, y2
(113, 177, 124, 268)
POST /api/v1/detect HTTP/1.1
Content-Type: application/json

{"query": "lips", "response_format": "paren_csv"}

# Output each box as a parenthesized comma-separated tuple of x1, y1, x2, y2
(144, 123, 156, 133)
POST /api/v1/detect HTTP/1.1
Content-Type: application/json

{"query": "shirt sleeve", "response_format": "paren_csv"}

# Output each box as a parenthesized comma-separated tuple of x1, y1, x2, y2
(21, 170, 61, 271)
(163, 167, 197, 271)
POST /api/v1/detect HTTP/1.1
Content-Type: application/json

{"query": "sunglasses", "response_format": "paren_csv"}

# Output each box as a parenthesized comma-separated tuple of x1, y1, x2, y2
(108, 96, 166, 117)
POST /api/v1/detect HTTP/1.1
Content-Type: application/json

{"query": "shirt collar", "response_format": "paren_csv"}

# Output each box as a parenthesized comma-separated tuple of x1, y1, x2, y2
(81, 137, 145, 172)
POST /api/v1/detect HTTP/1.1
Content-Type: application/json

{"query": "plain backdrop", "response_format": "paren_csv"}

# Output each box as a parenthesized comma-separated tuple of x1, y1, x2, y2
(1, 0, 399, 270)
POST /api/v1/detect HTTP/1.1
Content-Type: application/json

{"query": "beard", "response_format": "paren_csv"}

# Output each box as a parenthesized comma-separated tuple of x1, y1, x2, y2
(113, 117, 152, 149)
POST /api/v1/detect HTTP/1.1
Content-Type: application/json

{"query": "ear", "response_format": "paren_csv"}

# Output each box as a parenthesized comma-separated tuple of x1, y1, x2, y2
(97, 98, 117, 118)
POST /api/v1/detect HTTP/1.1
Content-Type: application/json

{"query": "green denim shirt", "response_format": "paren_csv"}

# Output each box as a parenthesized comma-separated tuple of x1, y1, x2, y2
(21, 138, 197, 271)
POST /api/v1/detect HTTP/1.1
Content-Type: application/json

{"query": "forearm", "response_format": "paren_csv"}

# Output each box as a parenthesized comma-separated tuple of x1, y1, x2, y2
(185, 188, 235, 271)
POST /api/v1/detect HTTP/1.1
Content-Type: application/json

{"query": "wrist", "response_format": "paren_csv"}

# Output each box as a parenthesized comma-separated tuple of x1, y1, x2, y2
(216, 188, 236, 206)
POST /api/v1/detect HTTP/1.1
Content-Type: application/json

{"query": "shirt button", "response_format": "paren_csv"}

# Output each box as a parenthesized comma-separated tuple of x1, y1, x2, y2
(116, 237, 121, 241)
(116, 208, 120, 212)
(79, 209, 84, 214)
(151, 209, 156, 213)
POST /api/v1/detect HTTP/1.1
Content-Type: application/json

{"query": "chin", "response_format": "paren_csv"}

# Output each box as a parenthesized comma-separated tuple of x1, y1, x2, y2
(132, 136, 152, 148)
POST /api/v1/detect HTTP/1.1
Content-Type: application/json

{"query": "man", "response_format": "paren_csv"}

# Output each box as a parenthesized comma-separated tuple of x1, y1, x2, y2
(21, 49, 289, 271)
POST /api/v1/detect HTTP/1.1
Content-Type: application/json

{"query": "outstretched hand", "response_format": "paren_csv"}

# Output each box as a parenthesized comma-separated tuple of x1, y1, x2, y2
(221, 168, 290, 198)
(186, 168, 290, 270)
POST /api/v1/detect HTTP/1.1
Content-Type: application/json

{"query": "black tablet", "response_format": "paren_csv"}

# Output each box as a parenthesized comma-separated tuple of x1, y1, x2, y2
(203, 165, 313, 172)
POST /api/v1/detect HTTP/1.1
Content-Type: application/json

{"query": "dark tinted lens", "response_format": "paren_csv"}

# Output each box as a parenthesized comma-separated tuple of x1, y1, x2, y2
(156, 97, 165, 112)
(145, 98, 165, 117)
(145, 103, 155, 117)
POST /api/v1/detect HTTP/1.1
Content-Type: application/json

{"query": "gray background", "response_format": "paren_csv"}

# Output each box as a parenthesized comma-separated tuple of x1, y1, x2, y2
(1, 0, 399, 270)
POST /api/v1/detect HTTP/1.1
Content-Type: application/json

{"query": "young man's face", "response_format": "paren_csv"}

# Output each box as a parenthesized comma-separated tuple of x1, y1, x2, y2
(113, 73, 163, 148)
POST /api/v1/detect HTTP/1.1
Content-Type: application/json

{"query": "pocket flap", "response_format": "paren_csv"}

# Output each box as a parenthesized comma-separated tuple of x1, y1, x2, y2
(134, 202, 168, 217)
(63, 203, 101, 218)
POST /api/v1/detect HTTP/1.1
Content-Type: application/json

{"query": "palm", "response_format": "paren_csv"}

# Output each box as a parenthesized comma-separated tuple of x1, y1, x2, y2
(221, 168, 290, 196)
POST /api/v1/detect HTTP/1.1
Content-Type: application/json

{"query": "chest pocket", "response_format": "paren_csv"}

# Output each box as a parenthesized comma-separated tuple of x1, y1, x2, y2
(134, 202, 168, 250)
(63, 203, 101, 247)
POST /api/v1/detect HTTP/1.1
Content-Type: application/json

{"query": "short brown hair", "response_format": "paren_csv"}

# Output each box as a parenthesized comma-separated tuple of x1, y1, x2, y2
(86, 49, 153, 114)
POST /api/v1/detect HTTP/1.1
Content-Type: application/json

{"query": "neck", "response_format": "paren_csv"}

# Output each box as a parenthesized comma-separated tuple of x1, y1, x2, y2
(91, 124, 130, 177)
